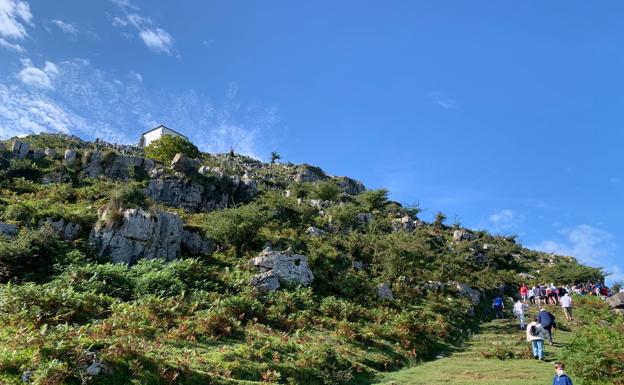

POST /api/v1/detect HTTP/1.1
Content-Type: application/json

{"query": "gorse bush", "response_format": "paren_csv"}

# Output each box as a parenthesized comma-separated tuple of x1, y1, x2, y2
(144, 135, 201, 163)
(312, 180, 342, 201)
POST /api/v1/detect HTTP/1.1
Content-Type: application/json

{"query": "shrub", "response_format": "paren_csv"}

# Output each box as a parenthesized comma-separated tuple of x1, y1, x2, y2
(59, 263, 134, 300)
(3, 159, 41, 181)
(312, 181, 341, 202)
(355, 189, 389, 212)
(144, 135, 201, 164)
(325, 204, 361, 232)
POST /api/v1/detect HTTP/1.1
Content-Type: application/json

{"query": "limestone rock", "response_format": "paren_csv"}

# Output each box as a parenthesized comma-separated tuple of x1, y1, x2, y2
(454, 282, 481, 306)
(305, 226, 325, 236)
(250, 270, 281, 292)
(0, 222, 18, 238)
(41, 218, 82, 241)
(453, 229, 476, 242)
(376, 282, 394, 300)
(146, 169, 207, 211)
(32, 148, 45, 160)
(249, 248, 314, 288)
(181, 229, 214, 256)
(335, 176, 365, 195)
(295, 164, 327, 183)
(44, 147, 57, 158)
(89, 208, 182, 264)
(64, 149, 77, 164)
(11, 140, 29, 159)
(393, 215, 415, 231)
(171, 153, 200, 174)
(606, 292, 624, 309)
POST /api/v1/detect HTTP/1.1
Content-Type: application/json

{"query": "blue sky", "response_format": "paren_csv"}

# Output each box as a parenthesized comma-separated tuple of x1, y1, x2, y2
(0, 1, 622, 283)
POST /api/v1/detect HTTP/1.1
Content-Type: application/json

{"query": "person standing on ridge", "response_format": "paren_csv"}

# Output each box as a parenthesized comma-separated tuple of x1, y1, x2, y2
(513, 298, 528, 329)
(492, 295, 504, 319)
(560, 292, 573, 321)
(537, 308, 556, 345)
(526, 318, 547, 360)
(552, 362, 573, 385)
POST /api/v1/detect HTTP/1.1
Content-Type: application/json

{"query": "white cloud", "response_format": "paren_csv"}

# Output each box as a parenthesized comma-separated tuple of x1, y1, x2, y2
(1, 59, 278, 157)
(139, 28, 173, 54)
(51, 19, 77, 34)
(428, 92, 458, 109)
(530, 224, 615, 266)
(111, 0, 174, 55)
(17, 60, 58, 89)
(0, 0, 32, 52)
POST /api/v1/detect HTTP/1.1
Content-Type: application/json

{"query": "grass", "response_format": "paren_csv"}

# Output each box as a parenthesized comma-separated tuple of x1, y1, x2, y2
(374, 304, 575, 385)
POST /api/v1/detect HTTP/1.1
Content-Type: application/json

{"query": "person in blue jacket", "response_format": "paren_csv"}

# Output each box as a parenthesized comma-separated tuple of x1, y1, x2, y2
(552, 362, 573, 385)
(537, 308, 556, 345)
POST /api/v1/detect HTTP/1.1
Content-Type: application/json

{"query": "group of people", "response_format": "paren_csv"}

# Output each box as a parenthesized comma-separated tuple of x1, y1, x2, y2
(487, 281, 619, 385)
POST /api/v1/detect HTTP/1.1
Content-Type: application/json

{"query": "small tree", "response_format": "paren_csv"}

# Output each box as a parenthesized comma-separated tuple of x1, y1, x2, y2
(312, 181, 341, 202)
(270, 151, 281, 164)
(355, 189, 389, 212)
(434, 211, 447, 228)
(144, 135, 201, 164)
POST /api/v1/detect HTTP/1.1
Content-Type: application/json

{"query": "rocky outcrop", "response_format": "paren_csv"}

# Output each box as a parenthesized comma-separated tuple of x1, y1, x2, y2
(41, 218, 82, 241)
(454, 282, 481, 306)
(89, 209, 183, 264)
(376, 283, 394, 300)
(606, 292, 624, 310)
(82, 151, 155, 180)
(453, 229, 476, 242)
(44, 147, 57, 158)
(335, 176, 365, 195)
(181, 229, 214, 256)
(64, 149, 77, 164)
(146, 168, 256, 213)
(11, 140, 29, 159)
(392, 215, 415, 231)
(248, 248, 314, 291)
(305, 226, 325, 236)
(171, 153, 201, 174)
(249, 271, 281, 293)
(295, 164, 327, 183)
(0, 222, 17, 238)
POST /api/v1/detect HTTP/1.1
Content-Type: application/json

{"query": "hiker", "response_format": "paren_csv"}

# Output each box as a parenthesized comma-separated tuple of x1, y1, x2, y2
(528, 286, 535, 305)
(513, 298, 528, 329)
(535, 286, 544, 306)
(526, 317, 546, 360)
(552, 362, 573, 385)
(492, 296, 504, 318)
(520, 284, 528, 302)
(560, 292, 573, 321)
(537, 308, 556, 345)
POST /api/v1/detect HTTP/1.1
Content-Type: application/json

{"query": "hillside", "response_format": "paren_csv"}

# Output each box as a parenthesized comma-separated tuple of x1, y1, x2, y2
(0, 133, 610, 385)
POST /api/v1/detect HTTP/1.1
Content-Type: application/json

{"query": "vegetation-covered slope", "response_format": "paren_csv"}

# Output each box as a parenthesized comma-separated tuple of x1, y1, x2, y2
(0, 134, 606, 385)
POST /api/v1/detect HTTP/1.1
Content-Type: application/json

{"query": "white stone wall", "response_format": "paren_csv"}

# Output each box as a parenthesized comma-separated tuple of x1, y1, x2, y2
(140, 127, 185, 147)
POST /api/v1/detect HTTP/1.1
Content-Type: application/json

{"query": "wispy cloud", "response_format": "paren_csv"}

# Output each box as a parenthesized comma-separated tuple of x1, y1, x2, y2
(0, 0, 33, 52)
(110, 0, 174, 55)
(51, 19, 77, 34)
(530, 224, 615, 267)
(0, 59, 278, 158)
(17, 59, 59, 89)
(428, 91, 458, 109)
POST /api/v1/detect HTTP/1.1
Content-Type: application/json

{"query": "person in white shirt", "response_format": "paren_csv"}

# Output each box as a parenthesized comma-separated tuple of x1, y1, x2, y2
(513, 298, 528, 329)
(560, 292, 573, 321)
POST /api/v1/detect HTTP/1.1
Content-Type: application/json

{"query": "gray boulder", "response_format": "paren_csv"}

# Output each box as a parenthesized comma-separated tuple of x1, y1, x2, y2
(146, 169, 207, 211)
(376, 282, 394, 300)
(454, 282, 481, 306)
(64, 149, 77, 164)
(171, 153, 201, 174)
(249, 248, 314, 289)
(81, 151, 155, 180)
(606, 292, 624, 309)
(335, 176, 365, 195)
(453, 229, 476, 242)
(89, 208, 183, 264)
(181, 229, 214, 256)
(393, 215, 415, 231)
(32, 148, 45, 160)
(11, 140, 29, 159)
(41, 218, 82, 241)
(250, 271, 281, 292)
(295, 164, 327, 182)
(44, 147, 57, 158)
(305, 226, 325, 236)
(0, 222, 18, 238)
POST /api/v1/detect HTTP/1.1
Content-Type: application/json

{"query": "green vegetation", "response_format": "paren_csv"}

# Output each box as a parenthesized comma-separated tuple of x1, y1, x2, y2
(144, 135, 201, 163)
(0, 133, 616, 385)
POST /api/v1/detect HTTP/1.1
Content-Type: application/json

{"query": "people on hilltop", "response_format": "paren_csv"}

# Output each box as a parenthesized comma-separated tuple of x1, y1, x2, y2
(492, 295, 505, 319)
(526, 317, 547, 360)
(537, 308, 556, 345)
(560, 292, 573, 322)
(513, 298, 528, 330)
(552, 362, 574, 385)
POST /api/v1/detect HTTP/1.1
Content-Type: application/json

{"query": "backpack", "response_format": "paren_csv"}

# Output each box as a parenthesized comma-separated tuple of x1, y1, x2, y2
(530, 325, 539, 337)
(494, 297, 503, 307)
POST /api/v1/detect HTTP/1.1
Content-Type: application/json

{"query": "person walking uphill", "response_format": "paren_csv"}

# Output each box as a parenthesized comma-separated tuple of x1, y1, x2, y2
(492, 295, 504, 318)
(537, 308, 556, 345)
(526, 318, 547, 360)
(552, 362, 573, 385)
(513, 298, 528, 329)
(560, 292, 573, 321)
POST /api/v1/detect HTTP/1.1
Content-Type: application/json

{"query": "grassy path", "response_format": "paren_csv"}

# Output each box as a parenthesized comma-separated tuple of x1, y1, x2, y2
(375, 306, 573, 385)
